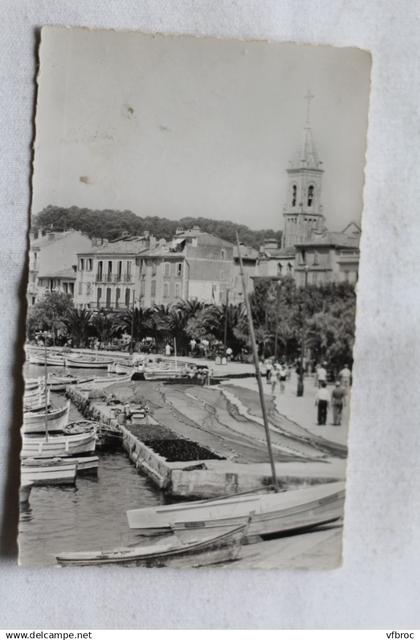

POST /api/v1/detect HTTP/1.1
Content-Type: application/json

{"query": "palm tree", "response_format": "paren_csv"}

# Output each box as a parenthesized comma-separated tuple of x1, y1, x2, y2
(91, 310, 118, 346)
(114, 307, 153, 351)
(64, 308, 93, 348)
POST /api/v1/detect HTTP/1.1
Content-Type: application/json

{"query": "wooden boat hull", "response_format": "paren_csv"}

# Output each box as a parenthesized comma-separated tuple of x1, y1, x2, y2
(56, 521, 246, 567)
(24, 390, 50, 412)
(22, 401, 70, 434)
(21, 459, 77, 485)
(143, 369, 185, 381)
(28, 354, 65, 366)
(65, 357, 113, 369)
(127, 482, 345, 538)
(25, 378, 41, 391)
(21, 428, 96, 458)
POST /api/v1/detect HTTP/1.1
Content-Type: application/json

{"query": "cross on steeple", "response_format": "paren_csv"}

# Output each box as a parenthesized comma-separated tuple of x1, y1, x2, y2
(304, 90, 315, 125)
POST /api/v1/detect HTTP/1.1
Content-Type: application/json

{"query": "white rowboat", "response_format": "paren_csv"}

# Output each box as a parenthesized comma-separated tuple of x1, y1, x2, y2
(56, 519, 248, 567)
(22, 401, 70, 434)
(21, 425, 97, 458)
(21, 458, 77, 485)
(127, 482, 345, 537)
(65, 357, 113, 369)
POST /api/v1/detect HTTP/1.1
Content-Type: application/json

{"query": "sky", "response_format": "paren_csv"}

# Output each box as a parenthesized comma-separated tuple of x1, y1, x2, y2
(32, 28, 371, 232)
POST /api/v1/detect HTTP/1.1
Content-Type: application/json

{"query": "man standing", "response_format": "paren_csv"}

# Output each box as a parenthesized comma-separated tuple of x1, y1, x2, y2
(226, 346, 233, 362)
(315, 381, 330, 425)
(331, 381, 346, 426)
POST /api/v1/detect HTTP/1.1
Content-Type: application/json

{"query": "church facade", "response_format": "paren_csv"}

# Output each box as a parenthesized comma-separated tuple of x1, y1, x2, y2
(256, 95, 360, 286)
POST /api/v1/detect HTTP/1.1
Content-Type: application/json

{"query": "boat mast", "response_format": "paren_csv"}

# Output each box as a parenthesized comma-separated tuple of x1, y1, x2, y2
(235, 233, 278, 492)
(43, 336, 49, 442)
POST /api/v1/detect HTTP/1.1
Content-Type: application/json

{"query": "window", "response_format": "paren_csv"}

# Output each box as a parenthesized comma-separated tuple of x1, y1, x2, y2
(277, 263, 283, 277)
(69, 283, 74, 295)
(97, 261, 103, 280)
(78, 282, 83, 295)
(115, 287, 121, 308)
(117, 261, 122, 280)
(31, 296, 36, 305)
(313, 251, 319, 266)
(176, 262, 182, 277)
(87, 258, 93, 271)
(175, 283, 181, 298)
(164, 262, 170, 277)
(292, 184, 297, 207)
(125, 288, 131, 307)
(307, 185, 314, 207)
(221, 249, 226, 260)
(140, 280, 145, 297)
(151, 280, 156, 297)
(163, 282, 169, 298)
(97, 287, 102, 305)
(126, 261, 131, 277)
(79, 258, 85, 271)
(151, 262, 157, 276)
(107, 261, 112, 277)
(106, 287, 112, 308)
(86, 283, 91, 295)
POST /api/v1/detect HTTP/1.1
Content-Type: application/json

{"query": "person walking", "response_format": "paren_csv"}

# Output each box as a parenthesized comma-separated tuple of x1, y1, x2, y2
(315, 381, 330, 425)
(265, 358, 273, 384)
(331, 381, 346, 426)
(278, 363, 288, 394)
(165, 343, 172, 357)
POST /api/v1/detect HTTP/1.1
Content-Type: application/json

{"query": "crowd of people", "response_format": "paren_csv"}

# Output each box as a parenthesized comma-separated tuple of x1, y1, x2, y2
(263, 357, 352, 428)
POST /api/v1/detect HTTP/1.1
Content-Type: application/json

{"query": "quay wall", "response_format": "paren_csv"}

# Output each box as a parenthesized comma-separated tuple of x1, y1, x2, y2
(66, 385, 172, 488)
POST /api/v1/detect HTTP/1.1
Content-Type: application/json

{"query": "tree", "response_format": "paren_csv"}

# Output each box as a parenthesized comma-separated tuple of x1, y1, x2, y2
(114, 307, 153, 350)
(91, 310, 118, 345)
(27, 291, 74, 343)
(64, 308, 93, 348)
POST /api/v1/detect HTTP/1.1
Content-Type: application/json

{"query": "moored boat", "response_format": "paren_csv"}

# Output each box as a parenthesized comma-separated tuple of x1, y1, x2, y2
(21, 423, 97, 458)
(127, 481, 345, 537)
(21, 457, 77, 486)
(28, 353, 65, 366)
(23, 389, 51, 413)
(46, 374, 88, 391)
(22, 401, 70, 434)
(25, 378, 41, 391)
(56, 519, 248, 567)
(65, 356, 113, 369)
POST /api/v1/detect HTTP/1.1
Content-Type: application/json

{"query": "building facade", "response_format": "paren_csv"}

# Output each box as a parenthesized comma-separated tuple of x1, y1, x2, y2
(28, 230, 93, 306)
(74, 235, 156, 309)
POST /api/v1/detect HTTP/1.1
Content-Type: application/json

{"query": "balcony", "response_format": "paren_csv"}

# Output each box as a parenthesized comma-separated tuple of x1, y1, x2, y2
(95, 273, 113, 283)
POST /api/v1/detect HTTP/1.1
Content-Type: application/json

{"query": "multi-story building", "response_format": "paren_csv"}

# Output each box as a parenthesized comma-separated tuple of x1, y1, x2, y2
(136, 227, 237, 307)
(28, 230, 93, 306)
(74, 235, 157, 309)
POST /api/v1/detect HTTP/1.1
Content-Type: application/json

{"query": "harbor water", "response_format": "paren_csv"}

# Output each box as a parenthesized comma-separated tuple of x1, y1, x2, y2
(19, 363, 165, 567)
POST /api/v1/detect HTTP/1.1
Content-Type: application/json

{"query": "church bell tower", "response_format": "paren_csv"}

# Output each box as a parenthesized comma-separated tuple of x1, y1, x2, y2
(282, 91, 325, 249)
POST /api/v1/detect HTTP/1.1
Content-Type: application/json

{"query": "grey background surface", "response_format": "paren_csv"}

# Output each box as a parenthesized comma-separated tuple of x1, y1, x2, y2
(0, 0, 419, 630)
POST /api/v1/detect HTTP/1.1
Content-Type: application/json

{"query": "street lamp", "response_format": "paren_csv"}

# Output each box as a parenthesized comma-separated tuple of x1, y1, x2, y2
(297, 265, 309, 397)
(223, 288, 229, 351)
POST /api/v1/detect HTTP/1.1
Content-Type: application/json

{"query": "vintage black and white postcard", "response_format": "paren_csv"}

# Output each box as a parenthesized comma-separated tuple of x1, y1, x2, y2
(20, 27, 371, 568)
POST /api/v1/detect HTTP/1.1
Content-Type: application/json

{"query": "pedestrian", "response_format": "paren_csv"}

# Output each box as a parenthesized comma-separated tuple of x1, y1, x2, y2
(165, 343, 171, 357)
(315, 381, 330, 425)
(189, 337, 197, 356)
(278, 363, 288, 394)
(331, 381, 346, 425)
(226, 346, 233, 362)
(265, 358, 273, 383)
(339, 363, 352, 389)
(316, 362, 327, 388)
(271, 369, 279, 396)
